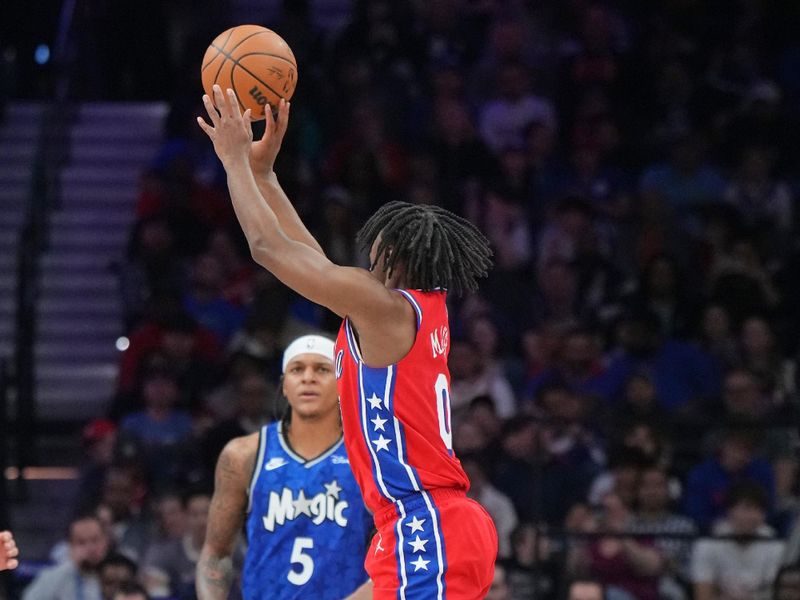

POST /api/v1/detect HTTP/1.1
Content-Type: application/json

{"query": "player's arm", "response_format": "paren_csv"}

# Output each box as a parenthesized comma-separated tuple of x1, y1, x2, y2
(198, 87, 413, 362)
(196, 437, 253, 600)
(249, 100, 324, 256)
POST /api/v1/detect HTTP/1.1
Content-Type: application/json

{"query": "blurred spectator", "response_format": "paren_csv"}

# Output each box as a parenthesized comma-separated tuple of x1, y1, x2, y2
(462, 453, 518, 559)
(112, 582, 150, 600)
(696, 304, 739, 370)
(629, 465, 697, 597)
(493, 418, 595, 525)
(23, 513, 110, 600)
(736, 315, 797, 408)
(200, 371, 272, 475)
(142, 489, 210, 600)
(486, 562, 511, 600)
(98, 553, 137, 600)
(524, 327, 605, 402)
(148, 491, 186, 546)
(502, 522, 562, 600)
(597, 309, 719, 413)
(206, 227, 256, 306)
(99, 468, 150, 561)
(683, 428, 776, 532)
(119, 366, 193, 486)
(116, 308, 221, 406)
(691, 481, 784, 600)
(182, 253, 246, 345)
(479, 60, 557, 154)
(588, 447, 648, 508)
(75, 420, 118, 513)
(116, 216, 185, 329)
(639, 133, 727, 217)
(772, 564, 800, 600)
(527, 260, 585, 331)
(449, 339, 516, 420)
(566, 492, 664, 600)
(566, 578, 605, 600)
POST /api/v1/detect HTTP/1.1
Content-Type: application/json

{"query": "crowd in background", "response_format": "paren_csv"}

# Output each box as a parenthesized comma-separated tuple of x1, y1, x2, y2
(9, 1, 800, 599)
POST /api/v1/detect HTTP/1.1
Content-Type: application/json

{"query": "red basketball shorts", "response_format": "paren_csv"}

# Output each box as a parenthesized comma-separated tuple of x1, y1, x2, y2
(366, 488, 498, 599)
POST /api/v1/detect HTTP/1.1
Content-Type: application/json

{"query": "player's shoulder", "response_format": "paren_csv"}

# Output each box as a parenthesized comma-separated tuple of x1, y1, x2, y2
(217, 431, 261, 478)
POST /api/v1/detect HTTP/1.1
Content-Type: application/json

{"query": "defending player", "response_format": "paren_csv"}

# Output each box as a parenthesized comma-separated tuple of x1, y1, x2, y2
(198, 86, 497, 598)
(0, 531, 18, 571)
(196, 335, 373, 599)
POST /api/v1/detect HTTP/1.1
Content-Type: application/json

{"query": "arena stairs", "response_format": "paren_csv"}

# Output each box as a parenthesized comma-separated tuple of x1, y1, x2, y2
(1, 101, 168, 564)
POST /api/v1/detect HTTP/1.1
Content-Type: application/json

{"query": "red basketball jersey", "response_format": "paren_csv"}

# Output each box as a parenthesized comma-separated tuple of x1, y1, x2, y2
(335, 289, 469, 514)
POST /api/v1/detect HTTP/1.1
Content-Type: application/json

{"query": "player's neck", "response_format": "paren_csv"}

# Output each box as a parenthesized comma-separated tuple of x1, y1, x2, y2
(285, 413, 342, 460)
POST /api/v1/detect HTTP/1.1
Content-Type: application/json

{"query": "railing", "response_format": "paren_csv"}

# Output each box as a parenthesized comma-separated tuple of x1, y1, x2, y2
(11, 0, 80, 489)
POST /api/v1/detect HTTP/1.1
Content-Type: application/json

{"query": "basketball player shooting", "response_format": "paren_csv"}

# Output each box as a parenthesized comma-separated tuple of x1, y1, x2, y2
(198, 85, 498, 599)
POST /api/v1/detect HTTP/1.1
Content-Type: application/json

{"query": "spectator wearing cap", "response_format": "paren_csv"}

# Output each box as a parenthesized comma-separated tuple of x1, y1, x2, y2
(691, 481, 784, 600)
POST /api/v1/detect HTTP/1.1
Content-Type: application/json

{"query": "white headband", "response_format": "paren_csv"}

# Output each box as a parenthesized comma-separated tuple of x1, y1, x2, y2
(282, 335, 335, 373)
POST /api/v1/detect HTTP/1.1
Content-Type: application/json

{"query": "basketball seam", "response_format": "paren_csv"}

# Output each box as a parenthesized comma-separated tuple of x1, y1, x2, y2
(229, 65, 248, 116)
(225, 31, 297, 69)
(211, 44, 291, 103)
(233, 51, 298, 69)
(202, 27, 236, 72)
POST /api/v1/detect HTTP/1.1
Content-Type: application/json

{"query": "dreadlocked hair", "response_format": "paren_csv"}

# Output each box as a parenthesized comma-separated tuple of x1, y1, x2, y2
(356, 202, 493, 296)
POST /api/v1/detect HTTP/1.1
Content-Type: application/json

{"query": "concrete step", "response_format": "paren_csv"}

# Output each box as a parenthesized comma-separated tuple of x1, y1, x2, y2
(35, 340, 118, 362)
(78, 102, 169, 121)
(41, 252, 114, 269)
(0, 164, 33, 183)
(0, 123, 39, 143)
(60, 165, 141, 185)
(69, 142, 156, 164)
(39, 274, 117, 292)
(38, 297, 121, 315)
(0, 143, 37, 161)
(37, 318, 121, 338)
(0, 183, 28, 201)
(49, 228, 127, 247)
(4, 102, 46, 119)
(70, 126, 163, 144)
(60, 185, 136, 203)
(50, 210, 134, 227)
(37, 393, 111, 421)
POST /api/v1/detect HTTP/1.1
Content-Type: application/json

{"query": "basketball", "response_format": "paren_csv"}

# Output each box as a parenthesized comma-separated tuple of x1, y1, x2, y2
(201, 25, 298, 121)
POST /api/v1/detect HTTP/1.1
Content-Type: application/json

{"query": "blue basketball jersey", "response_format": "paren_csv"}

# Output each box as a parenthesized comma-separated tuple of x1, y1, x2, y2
(242, 421, 372, 599)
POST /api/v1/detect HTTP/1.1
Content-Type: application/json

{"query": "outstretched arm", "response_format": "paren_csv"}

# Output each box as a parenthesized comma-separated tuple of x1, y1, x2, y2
(196, 437, 252, 600)
(0, 531, 18, 571)
(198, 87, 413, 365)
(249, 101, 324, 256)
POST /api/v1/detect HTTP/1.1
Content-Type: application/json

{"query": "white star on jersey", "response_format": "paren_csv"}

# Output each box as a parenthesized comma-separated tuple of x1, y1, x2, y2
(370, 415, 387, 431)
(410, 556, 430, 572)
(372, 435, 392, 452)
(408, 535, 429, 553)
(293, 489, 312, 517)
(406, 516, 426, 533)
(324, 480, 342, 499)
(367, 393, 383, 409)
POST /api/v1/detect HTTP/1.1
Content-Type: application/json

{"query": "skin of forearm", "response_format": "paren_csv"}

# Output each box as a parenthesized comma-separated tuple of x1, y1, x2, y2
(622, 540, 663, 575)
(196, 551, 234, 600)
(224, 160, 288, 258)
(253, 171, 324, 255)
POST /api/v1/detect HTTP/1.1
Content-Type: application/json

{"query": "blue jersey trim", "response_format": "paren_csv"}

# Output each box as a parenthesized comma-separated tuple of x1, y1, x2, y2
(247, 426, 268, 513)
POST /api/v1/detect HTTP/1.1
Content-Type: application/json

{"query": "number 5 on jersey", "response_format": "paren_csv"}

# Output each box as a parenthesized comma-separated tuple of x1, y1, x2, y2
(288, 537, 314, 586)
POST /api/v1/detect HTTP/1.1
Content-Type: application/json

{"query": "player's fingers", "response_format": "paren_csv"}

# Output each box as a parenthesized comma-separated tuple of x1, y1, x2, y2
(5, 559, 18, 570)
(196, 116, 215, 138)
(5, 545, 17, 558)
(202, 95, 220, 127)
(242, 109, 253, 133)
(276, 99, 290, 139)
(227, 88, 243, 119)
(212, 85, 229, 120)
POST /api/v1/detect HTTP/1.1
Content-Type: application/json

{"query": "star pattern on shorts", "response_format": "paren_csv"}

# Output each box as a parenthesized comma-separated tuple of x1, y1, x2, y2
(410, 555, 430, 572)
(406, 516, 426, 533)
(408, 535, 429, 553)
(371, 415, 388, 431)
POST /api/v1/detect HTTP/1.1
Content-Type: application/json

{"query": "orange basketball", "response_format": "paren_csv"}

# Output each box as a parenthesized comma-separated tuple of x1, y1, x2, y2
(201, 25, 298, 121)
